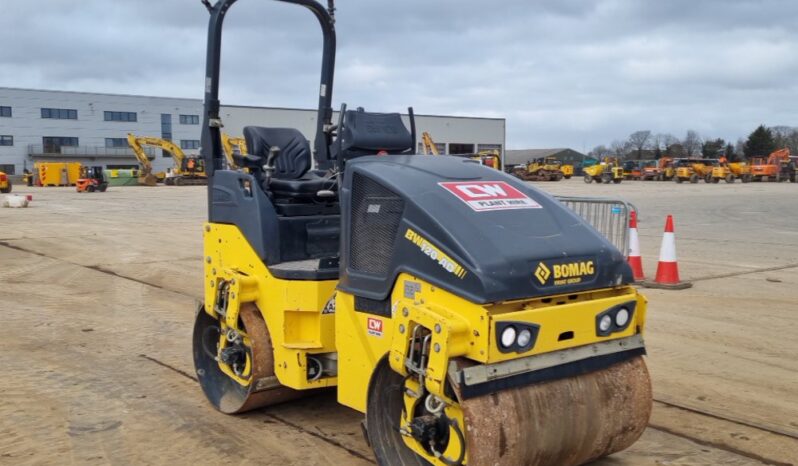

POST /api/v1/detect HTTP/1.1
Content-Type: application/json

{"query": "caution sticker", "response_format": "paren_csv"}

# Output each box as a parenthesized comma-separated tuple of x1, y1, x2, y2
(439, 181, 541, 212)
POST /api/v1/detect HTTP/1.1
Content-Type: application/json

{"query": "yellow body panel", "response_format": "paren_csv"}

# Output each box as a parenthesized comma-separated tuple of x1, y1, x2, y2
(560, 164, 574, 177)
(203, 223, 338, 390)
(336, 272, 646, 413)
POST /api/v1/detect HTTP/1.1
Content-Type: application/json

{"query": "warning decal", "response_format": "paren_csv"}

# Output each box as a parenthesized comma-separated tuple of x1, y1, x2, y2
(439, 181, 542, 212)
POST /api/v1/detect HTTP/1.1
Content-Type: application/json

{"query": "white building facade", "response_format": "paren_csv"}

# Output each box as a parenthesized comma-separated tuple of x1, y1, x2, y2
(0, 87, 505, 175)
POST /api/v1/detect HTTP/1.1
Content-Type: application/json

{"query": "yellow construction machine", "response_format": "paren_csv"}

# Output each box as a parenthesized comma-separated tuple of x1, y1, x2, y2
(128, 134, 207, 186)
(0, 170, 11, 193)
(422, 131, 501, 170)
(583, 157, 623, 183)
(512, 157, 565, 181)
(673, 159, 700, 183)
(221, 133, 248, 169)
(193, 2, 652, 466)
(127, 133, 165, 186)
(421, 131, 440, 155)
(560, 162, 574, 179)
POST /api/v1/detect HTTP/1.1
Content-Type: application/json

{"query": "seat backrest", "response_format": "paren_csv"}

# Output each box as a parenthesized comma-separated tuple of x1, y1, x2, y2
(334, 110, 413, 163)
(243, 126, 311, 180)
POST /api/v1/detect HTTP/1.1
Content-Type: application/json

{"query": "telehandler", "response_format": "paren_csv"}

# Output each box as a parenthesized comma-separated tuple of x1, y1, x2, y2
(193, 1, 651, 465)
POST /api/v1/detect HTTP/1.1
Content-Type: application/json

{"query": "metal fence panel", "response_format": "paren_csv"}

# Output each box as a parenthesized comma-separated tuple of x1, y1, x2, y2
(555, 196, 637, 257)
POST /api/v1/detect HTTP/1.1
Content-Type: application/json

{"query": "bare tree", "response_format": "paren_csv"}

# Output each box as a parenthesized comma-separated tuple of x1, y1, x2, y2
(627, 130, 651, 160)
(590, 145, 611, 159)
(610, 140, 628, 159)
(683, 130, 702, 158)
(734, 138, 746, 159)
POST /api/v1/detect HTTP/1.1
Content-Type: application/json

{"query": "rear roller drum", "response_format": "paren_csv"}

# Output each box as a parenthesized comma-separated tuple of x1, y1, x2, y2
(193, 303, 299, 414)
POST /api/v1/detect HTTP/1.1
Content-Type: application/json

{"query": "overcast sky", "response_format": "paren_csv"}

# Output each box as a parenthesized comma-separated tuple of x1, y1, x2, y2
(2, 0, 797, 151)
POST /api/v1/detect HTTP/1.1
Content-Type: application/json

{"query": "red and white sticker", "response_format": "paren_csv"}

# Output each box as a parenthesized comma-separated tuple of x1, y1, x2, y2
(367, 317, 383, 337)
(439, 181, 542, 212)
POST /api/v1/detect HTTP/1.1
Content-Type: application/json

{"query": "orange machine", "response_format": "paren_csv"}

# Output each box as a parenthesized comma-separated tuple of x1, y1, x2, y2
(642, 157, 674, 181)
(749, 148, 796, 182)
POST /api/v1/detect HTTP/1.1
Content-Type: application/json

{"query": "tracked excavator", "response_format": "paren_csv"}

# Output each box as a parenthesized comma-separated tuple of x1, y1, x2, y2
(129, 133, 208, 186)
(222, 133, 248, 169)
(127, 133, 162, 186)
(192, 1, 652, 465)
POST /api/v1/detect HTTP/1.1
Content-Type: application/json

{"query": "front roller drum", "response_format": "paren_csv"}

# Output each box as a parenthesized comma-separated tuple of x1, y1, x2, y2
(459, 355, 652, 466)
(367, 356, 651, 466)
(192, 303, 300, 414)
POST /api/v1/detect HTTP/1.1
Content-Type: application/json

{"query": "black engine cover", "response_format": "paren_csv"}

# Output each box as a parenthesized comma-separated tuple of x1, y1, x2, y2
(339, 155, 632, 304)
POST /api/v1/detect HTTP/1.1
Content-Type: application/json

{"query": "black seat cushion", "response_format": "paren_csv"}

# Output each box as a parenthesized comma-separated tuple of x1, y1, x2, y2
(270, 173, 337, 195)
(243, 126, 311, 180)
(333, 110, 413, 162)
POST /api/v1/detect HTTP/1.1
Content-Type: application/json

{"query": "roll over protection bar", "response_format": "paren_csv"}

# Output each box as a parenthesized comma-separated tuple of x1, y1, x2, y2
(200, 0, 337, 217)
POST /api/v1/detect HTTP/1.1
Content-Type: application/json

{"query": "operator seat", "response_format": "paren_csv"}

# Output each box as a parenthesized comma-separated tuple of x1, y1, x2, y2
(331, 108, 415, 164)
(243, 126, 336, 199)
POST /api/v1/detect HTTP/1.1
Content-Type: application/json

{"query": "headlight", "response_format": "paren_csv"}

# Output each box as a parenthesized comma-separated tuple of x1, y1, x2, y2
(500, 326, 517, 348)
(598, 315, 613, 332)
(615, 308, 630, 327)
(596, 302, 636, 337)
(517, 328, 533, 348)
(496, 322, 540, 353)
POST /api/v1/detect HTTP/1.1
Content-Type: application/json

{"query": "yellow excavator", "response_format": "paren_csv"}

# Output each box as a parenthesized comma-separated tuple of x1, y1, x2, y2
(128, 134, 207, 186)
(126, 133, 163, 186)
(193, 1, 651, 465)
(421, 131, 439, 155)
(222, 133, 248, 170)
(423, 131, 501, 170)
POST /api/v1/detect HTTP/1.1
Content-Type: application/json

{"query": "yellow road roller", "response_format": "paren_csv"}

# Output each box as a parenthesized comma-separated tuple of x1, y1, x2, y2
(193, 1, 652, 465)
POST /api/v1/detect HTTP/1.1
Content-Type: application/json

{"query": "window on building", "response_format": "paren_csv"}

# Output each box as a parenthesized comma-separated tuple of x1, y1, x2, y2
(161, 114, 173, 157)
(106, 164, 138, 170)
(0, 164, 15, 175)
(41, 108, 78, 119)
(104, 111, 137, 122)
(477, 144, 502, 153)
(105, 138, 128, 148)
(417, 142, 446, 155)
(0, 106, 11, 117)
(180, 140, 200, 150)
(179, 114, 199, 125)
(0, 135, 13, 146)
(448, 143, 475, 154)
(42, 136, 79, 153)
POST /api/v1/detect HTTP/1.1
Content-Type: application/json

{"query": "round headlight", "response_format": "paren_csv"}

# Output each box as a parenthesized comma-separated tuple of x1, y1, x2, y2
(615, 308, 630, 327)
(517, 328, 533, 348)
(599, 315, 613, 332)
(500, 326, 517, 348)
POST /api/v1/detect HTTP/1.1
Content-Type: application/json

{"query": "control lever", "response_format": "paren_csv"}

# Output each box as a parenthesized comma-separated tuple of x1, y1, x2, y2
(316, 190, 335, 198)
(263, 146, 281, 185)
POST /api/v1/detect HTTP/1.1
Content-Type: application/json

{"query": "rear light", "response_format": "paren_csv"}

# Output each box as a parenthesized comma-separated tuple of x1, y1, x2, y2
(0, 174, 7, 182)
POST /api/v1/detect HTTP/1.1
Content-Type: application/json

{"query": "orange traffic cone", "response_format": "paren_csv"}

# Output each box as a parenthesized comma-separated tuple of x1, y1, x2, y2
(642, 215, 692, 289)
(627, 211, 645, 281)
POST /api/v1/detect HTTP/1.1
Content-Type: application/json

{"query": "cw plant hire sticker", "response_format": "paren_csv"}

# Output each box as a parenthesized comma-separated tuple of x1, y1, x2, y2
(439, 181, 542, 212)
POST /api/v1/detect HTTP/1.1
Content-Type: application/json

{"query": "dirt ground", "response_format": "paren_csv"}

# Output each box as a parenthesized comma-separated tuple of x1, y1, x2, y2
(1, 179, 796, 466)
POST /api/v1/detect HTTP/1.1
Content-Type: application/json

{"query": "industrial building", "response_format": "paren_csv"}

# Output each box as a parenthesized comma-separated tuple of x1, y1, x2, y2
(0, 87, 505, 175)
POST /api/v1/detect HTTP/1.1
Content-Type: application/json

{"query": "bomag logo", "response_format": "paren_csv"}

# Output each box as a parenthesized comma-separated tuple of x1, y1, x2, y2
(534, 262, 551, 285)
(535, 260, 596, 286)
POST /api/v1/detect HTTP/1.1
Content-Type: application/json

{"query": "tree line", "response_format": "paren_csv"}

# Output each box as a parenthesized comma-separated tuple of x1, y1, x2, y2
(588, 125, 795, 162)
